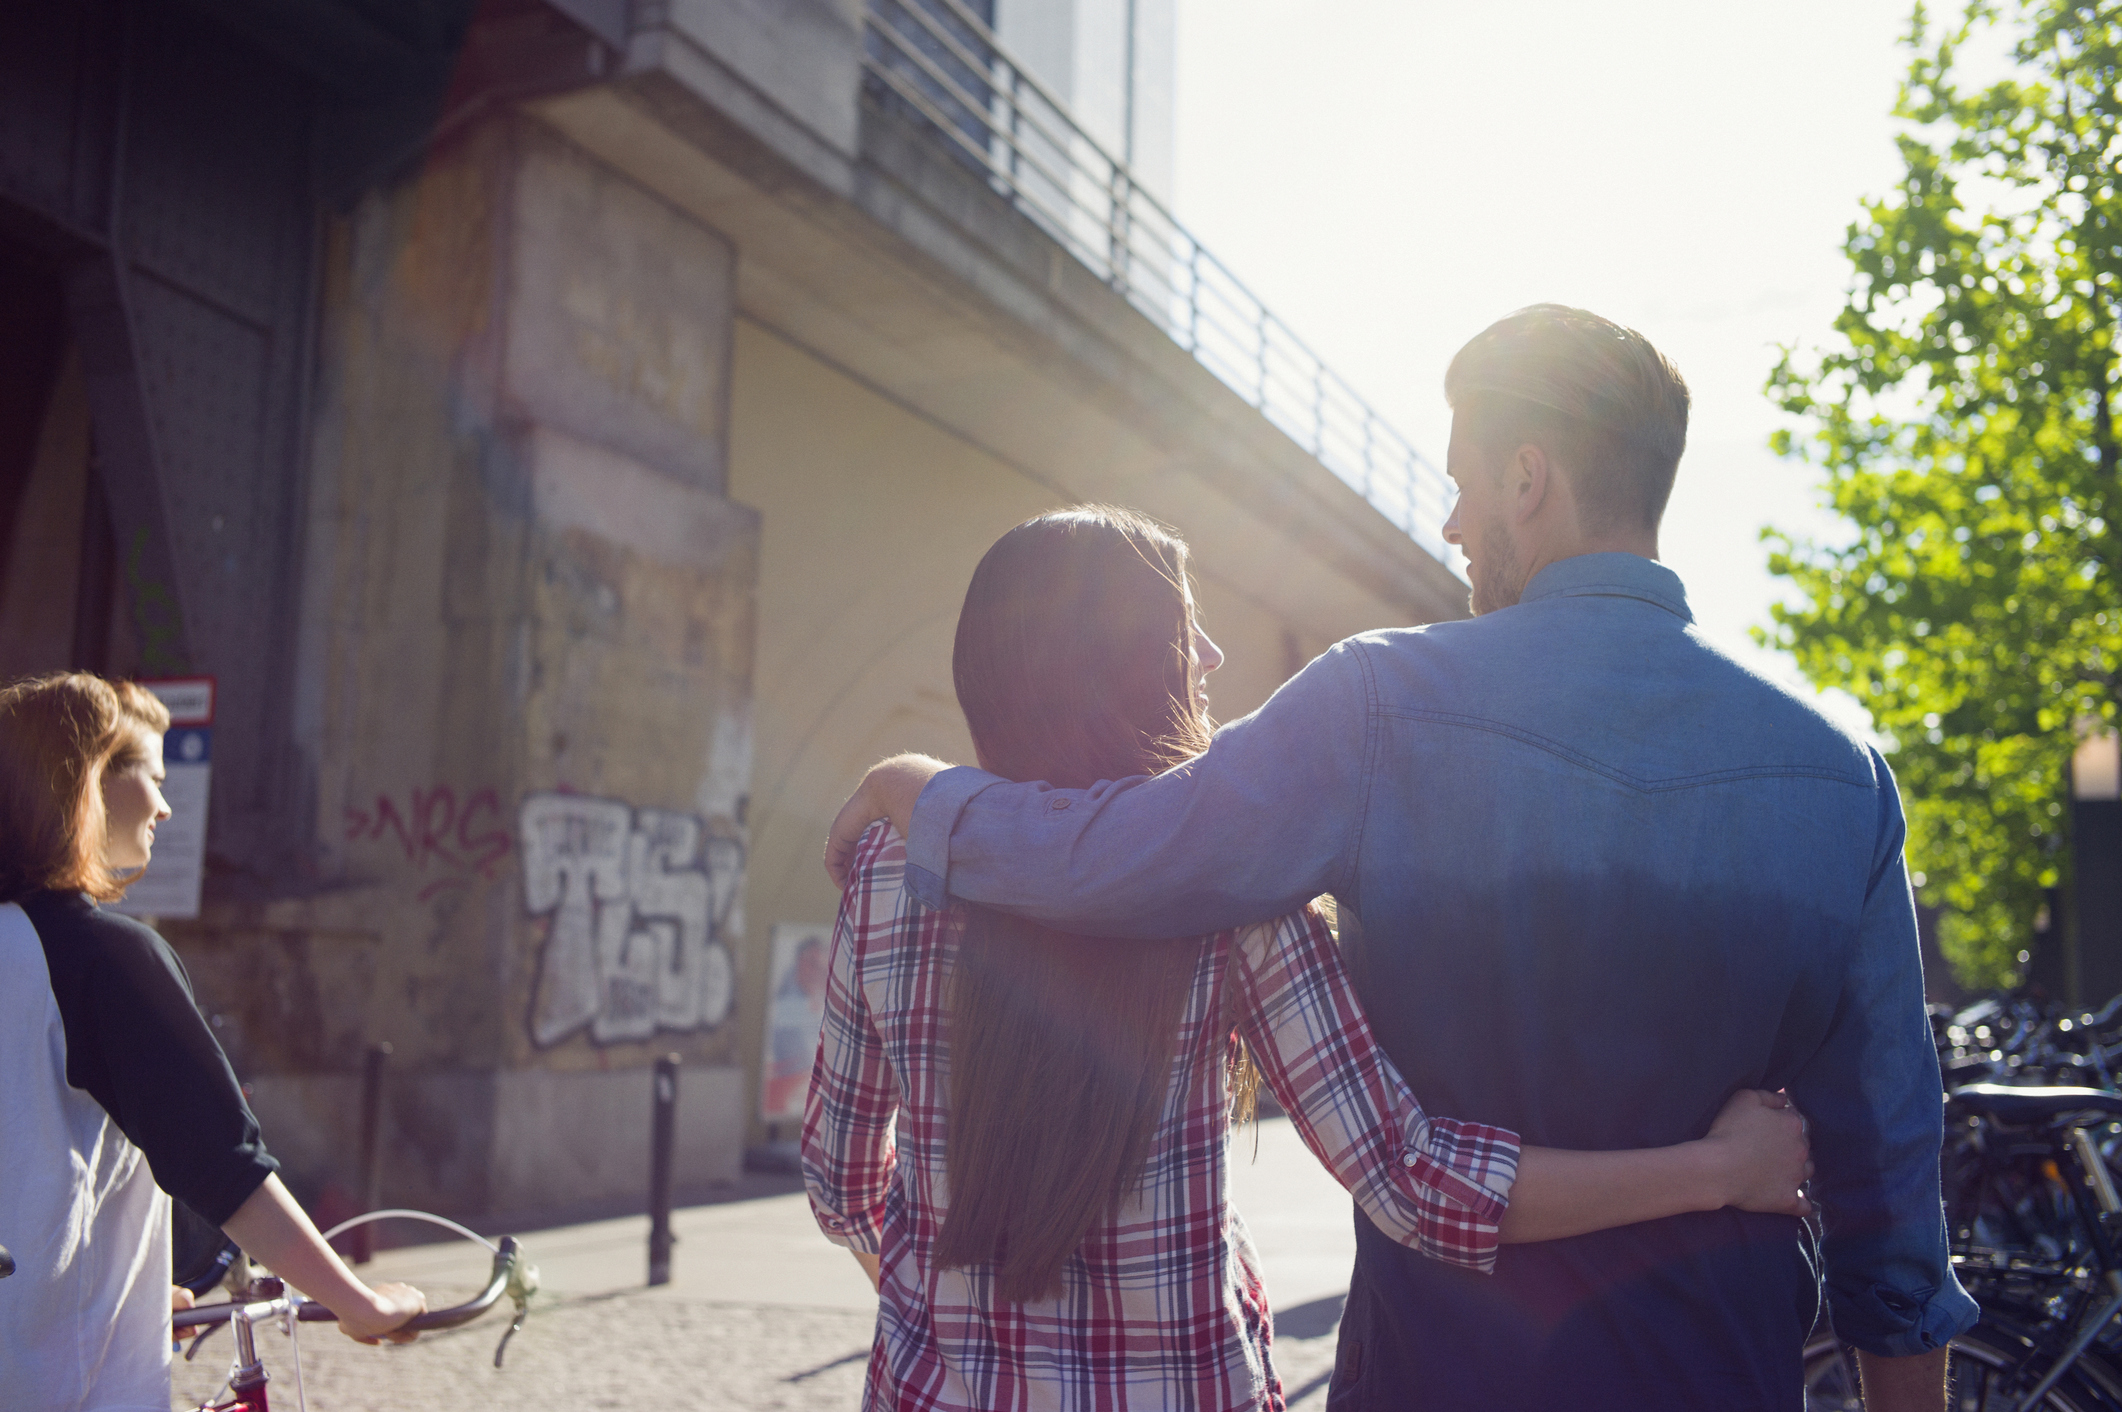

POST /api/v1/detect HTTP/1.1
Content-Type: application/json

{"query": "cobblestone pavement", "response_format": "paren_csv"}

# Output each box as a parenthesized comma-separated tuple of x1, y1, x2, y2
(172, 1117, 1350, 1411)
(169, 1291, 1344, 1411)
(172, 1295, 882, 1412)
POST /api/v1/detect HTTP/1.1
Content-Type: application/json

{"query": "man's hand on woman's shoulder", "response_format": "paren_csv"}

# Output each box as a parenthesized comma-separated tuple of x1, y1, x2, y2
(825, 754, 953, 889)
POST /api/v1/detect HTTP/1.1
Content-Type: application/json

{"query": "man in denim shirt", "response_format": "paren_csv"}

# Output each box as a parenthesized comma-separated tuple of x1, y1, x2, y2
(826, 306, 1977, 1410)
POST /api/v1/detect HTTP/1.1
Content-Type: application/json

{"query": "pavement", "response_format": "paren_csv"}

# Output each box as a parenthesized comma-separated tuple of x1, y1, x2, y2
(169, 1116, 1355, 1411)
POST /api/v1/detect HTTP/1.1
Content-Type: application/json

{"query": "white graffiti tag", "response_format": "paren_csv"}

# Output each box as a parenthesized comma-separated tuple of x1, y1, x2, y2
(520, 792, 741, 1047)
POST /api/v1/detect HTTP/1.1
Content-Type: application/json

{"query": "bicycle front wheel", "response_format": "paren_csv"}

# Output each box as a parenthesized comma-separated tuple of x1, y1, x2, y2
(1805, 1323, 2122, 1412)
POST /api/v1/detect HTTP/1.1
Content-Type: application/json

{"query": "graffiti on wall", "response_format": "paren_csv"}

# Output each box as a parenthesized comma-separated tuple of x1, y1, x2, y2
(518, 792, 742, 1047)
(345, 786, 513, 901)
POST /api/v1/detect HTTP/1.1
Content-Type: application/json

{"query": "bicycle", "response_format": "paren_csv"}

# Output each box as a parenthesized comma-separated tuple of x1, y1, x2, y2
(1804, 1084, 2122, 1410)
(171, 1211, 539, 1412)
(1935, 995, 2122, 1091)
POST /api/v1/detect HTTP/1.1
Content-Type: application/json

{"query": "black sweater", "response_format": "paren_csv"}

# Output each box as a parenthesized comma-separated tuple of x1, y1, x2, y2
(23, 890, 277, 1224)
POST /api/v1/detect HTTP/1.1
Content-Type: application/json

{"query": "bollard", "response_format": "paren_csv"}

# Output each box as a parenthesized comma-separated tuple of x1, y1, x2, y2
(648, 1053, 679, 1287)
(351, 1041, 391, 1265)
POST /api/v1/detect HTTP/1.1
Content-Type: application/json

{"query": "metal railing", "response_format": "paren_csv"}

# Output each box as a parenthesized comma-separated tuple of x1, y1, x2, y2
(860, 0, 1461, 571)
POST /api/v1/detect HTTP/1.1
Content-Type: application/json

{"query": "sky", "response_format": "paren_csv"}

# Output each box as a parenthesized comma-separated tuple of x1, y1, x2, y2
(1168, 0, 1940, 734)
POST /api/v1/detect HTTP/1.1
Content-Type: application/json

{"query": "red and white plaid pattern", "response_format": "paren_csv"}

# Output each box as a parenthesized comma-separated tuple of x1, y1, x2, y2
(804, 824, 1520, 1412)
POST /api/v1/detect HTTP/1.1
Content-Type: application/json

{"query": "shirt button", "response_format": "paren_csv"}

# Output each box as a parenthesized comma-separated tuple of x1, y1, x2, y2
(1402, 1154, 1418, 1168)
(1049, 798, 1071, 811)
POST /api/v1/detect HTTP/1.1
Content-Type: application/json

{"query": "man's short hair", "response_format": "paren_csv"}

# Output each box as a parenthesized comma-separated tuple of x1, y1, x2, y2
(1444, 305, 1691, 534)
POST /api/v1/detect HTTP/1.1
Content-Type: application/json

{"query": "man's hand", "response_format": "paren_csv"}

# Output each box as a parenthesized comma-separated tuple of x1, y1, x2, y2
(824, 754, 952, 889)
(1855, 1346, 1949, 1412)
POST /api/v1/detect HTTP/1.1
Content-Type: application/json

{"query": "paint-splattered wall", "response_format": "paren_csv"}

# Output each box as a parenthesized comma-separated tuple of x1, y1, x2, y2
(167, 117, 759, 1220)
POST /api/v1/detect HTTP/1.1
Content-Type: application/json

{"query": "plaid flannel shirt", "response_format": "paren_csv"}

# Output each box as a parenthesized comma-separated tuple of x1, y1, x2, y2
(803, 824, 1520, 1412)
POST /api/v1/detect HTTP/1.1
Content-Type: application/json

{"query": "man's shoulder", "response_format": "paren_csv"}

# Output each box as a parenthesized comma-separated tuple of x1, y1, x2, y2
(1330, 616, 1883, 786)
(1675, 631, 1884, 780)
(1333, 611, 1530, 664)
(1321, 619, 1471, 681)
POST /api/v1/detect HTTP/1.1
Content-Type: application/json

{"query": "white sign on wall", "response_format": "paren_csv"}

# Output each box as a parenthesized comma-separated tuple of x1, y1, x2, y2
(761, 922, 832, 1122)
(112, 677, 214, 920)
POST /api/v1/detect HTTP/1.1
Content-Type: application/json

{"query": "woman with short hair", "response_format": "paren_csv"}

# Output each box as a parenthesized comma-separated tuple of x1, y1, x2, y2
(804, 507, 1812, 1410)
(0, 672, 424, 1410)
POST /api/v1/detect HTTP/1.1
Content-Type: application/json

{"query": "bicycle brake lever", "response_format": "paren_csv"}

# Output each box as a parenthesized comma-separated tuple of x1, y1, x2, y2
(493, 1304, 527, 1369)
(182, 1320, 221, 1362)
(493, 1245, 540, 1369)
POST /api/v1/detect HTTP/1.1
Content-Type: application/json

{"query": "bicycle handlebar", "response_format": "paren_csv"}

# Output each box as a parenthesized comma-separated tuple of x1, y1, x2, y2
(173, 1236, 522, 1334)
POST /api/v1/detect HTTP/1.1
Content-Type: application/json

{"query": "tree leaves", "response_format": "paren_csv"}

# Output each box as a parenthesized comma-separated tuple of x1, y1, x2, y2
(1765, 0, 2119, 988)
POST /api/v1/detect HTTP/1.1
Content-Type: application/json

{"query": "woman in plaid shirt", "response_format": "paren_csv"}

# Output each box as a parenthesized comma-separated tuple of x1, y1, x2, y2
(804, 507, 1810, 1412)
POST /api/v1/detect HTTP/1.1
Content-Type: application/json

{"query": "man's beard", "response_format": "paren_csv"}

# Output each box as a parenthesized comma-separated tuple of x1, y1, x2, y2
(1468, 523, 1524, 616)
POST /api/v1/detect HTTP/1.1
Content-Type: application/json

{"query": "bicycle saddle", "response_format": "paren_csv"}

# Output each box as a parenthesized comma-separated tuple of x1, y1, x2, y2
(1949, 1083, 2122, 1124)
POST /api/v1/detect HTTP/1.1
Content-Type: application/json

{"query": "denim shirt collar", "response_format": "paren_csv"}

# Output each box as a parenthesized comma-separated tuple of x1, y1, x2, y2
(1518, 552, 1693, 624)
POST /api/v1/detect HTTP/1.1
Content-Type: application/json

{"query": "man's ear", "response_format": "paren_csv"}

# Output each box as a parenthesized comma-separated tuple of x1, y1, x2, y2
(1510, 443, 1552, 526)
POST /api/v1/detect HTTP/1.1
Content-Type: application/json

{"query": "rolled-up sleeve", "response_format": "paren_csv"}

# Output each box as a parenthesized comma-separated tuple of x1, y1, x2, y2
(801, 825, 901, 1253)
(1791, 750, 1979, 1355)
(905, 640, 1375, 938)
(62, 909, 278, 1226)
(1231, 908, 1519, 1272)
(904, 765, 1003, 912)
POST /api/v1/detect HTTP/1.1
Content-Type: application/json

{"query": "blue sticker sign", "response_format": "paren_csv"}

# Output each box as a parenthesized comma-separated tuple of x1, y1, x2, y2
(111, 678, 214, 920)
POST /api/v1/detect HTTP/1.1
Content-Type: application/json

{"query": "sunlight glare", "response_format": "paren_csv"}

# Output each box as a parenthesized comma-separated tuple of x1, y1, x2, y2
(1174, 0, 1944, 739)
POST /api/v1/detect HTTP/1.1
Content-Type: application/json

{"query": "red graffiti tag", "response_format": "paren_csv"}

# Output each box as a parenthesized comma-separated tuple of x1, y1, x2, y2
(344, 786, 513, 899)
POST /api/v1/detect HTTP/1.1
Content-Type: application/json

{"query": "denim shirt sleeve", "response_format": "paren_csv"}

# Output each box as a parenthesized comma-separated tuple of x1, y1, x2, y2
(904, 639, 1374, 937)
(1788, 747, 1978, 1357)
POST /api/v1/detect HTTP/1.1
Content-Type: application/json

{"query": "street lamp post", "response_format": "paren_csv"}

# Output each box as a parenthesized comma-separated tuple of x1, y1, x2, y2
(2072, 730, 2122, 1008)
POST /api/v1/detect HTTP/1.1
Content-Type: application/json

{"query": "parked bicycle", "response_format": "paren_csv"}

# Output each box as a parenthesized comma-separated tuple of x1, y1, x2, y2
(172, 1212, 538, 1412)
(1805, 1081, 2122, 1410)
(1935, 995, 2122, 1090)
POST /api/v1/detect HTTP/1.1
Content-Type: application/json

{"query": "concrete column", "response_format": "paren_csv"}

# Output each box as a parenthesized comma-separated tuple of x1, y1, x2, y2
(178, 116, 758, 1223)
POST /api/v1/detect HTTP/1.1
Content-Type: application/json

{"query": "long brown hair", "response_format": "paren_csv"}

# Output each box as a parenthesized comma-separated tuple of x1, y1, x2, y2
(934, 506, 1243, 1302)
(0, 672, 170, 904)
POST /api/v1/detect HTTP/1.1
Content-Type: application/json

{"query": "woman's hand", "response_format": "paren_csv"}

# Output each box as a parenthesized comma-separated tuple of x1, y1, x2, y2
(1701, 1089, 1812, 1217)
(1500, 1089, 1813, 1243)
(334, 1279, 426, 1345)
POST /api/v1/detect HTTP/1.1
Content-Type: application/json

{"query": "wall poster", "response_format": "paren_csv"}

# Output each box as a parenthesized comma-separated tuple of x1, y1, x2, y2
(761, 921, 832, 1122)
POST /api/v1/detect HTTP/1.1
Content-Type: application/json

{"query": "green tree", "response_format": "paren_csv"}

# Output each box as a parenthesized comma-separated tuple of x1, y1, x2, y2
(1763, 0, 2119, 989)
